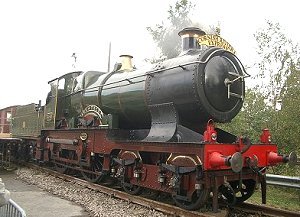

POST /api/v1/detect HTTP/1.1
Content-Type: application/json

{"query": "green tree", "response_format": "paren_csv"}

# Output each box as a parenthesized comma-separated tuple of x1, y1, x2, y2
(219, 89, 274, 142)
(254, 21, 299, 108)
(275, 66, 300, 154)
(253, 21, 300, 175)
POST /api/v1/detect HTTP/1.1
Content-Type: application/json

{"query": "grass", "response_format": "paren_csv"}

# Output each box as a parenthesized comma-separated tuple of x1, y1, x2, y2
(246, 185, 300, 211)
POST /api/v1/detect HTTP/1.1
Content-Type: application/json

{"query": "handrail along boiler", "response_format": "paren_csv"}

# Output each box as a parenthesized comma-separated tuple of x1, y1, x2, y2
(0, 27, 297, 211)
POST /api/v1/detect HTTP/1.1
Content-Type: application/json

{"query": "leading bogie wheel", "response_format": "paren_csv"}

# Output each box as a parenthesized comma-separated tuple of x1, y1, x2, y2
(220, 179, 256, 205)
(233, 179, 256, 204)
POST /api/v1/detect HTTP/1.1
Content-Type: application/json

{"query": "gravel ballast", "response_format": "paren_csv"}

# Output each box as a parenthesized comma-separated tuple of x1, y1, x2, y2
(16, 167, 168, 217)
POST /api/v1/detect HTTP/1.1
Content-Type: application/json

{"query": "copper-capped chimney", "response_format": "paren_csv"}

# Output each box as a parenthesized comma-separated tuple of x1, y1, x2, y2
(119, 55, 133, 72)
(178, 27, 206, 52)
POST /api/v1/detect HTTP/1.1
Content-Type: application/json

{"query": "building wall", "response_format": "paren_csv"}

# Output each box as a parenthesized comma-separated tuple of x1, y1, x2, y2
(0, 106, 17, 134)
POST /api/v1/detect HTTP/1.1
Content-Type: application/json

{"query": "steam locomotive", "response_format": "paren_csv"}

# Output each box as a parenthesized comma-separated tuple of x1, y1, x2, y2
(0, 27, 297, 211)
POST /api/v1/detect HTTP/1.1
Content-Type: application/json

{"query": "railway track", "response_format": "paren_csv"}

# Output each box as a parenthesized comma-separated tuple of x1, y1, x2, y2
(234, 203, 300, 217)
(23, 163, 225, 217)
(21, 163, 300, 217)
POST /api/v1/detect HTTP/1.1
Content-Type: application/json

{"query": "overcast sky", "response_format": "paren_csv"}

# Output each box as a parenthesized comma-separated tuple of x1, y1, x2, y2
(0, 0, 299, 109)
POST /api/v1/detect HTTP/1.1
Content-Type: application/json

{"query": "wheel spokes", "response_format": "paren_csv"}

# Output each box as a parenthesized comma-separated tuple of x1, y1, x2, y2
(220, 180, 256, 205)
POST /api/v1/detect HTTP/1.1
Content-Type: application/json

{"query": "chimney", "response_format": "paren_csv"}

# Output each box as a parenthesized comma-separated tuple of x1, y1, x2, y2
(119, 55, 133, 72)
(178, 27, 206, 52)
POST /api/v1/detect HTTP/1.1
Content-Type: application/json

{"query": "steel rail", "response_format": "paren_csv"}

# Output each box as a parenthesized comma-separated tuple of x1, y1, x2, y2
(235, 202, 300, 217)
(266, 174, 300, 189)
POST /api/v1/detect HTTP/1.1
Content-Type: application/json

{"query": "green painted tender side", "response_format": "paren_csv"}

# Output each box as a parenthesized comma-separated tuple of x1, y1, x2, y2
(11, 103, 43, 137)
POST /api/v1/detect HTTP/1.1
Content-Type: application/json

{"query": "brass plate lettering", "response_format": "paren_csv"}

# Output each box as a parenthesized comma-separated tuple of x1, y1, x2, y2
(81, 105, 104, 120)
(198, 34, 236, 54)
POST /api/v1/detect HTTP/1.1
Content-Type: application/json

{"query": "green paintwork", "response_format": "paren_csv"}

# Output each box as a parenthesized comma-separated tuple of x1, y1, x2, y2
(44, 72, 83, 129)
(12, 103, 43, 137)
(45, 68, 152, 129)
(100, 70, 150, 127)
(44, 80, 58, 129)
